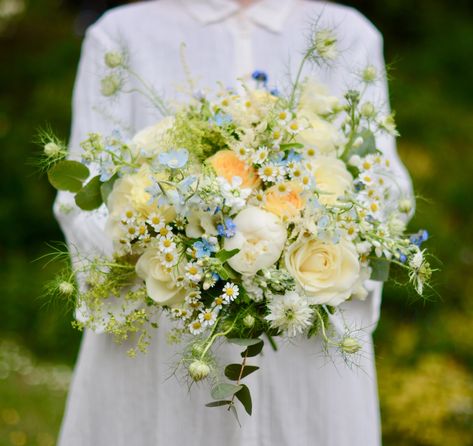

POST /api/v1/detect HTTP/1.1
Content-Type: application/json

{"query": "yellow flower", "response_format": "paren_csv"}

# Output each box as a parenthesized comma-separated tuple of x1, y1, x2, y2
(207, 150, 261, 189)
(264, 182, 305, 219)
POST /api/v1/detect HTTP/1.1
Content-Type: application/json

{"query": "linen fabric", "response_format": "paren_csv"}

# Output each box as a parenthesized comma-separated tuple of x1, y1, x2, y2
(56, 1, 413, 445)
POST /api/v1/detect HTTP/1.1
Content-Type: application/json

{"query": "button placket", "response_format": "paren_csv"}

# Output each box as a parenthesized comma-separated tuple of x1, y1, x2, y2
(229, 11, 254, 84)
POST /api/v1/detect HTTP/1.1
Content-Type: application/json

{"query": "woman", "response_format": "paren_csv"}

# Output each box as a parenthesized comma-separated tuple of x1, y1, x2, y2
(56, 0, 412, 444)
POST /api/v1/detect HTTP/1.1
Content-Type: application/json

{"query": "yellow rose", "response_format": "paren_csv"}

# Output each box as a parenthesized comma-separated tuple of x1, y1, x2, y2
(285, 237, 361, 306)
(207, 150, 261, 189)
(308, 155, 353, 205)
(135, 246, 186, 306)
(264, 182, 305, 220)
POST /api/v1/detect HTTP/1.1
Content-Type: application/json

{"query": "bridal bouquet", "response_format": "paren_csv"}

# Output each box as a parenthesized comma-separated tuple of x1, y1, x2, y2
(41, 29, 432, 416)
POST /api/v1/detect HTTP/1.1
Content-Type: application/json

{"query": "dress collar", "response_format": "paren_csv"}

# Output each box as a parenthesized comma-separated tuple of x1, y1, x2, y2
(178, 0, 296, 33)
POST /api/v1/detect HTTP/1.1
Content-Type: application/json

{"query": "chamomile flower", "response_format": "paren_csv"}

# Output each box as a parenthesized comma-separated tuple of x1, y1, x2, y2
(265, 291, 313, 337)
(221, 282, 239, 302)
(252, 146, 270, 165)
(189, 319, 204, 335)
(286, 120, 303, 135)
(161, 251, 178, 269)
(212, 295, 226, 310)
(258, 163, 283, 183)
(159, 237, 176, 253)
(304, 146, 317, 159)
(343, 222, 359, 240)
(185, 262, 203, 283)
(277, 110, 292, 125)
(147, 212, 165, 231)
(121, 209, 136, 225)
(198, 309, 218, 327)
(157, 224, 173, 239)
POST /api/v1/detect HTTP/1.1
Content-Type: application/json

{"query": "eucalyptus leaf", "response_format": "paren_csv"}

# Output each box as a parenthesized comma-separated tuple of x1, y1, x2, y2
(280, 142, 304, 150)
(224, 364, 259, 381)
(235, 384, 252, 415)
(75, 175, 103, 211)
(343, 128, 378, 161)
(100, 174, 118, 204)
(227, 338, 262, 347)
(241, 339, 264, 358)
(370, 258, 391, 282)
(47, 160, 90, 192)
(210, 383, 243, 400)
(205, 400, 232, 408)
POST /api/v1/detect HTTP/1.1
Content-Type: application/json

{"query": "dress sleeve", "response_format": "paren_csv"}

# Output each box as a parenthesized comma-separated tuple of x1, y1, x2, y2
(53, 25, 130, 258)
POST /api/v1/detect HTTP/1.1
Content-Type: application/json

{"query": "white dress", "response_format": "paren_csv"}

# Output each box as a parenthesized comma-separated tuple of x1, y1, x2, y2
(56, 1, 413, 445)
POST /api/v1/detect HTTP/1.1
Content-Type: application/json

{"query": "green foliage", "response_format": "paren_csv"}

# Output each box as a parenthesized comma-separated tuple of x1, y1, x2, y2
(47, 160, 89, 192)
(210, 383, 243, 400)
(224, 364, 259, 380)
(74, 175, 103, 210)
(370, 257, 391, 282)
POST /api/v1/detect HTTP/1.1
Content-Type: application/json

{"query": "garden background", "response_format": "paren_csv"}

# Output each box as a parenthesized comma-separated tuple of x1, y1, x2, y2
(0, 0, 472, 444)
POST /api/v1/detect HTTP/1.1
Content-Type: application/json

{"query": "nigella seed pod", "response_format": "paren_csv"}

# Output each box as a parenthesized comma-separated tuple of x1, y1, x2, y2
(44, 142, 61, 157)
(100, 74, 122, 97)
(243, 314, 256, 328)
(104, 51, 124, 68)
(340, 337, 362, 354)
(361, 65, 377, 83)
(188, 360, 210, 381)
(58, 281, 74, 296)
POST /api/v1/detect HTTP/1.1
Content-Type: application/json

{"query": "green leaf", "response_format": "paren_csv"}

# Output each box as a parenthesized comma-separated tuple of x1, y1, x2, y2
(100, 174, 118, 204)
(215, 266, 229, 281)
(47, 160, 90, 192)
(227, 338, 262, 347)
(210, 383, 243, 400)
(216, 249, 240, 263)
(235, 384, 252, 415)
(241, 339, 264, 358)
(370, 258, 391, 282)
(225, 364, 259, 381)
(205, 400, 232, 408)
(343, 128, 378, 161)
(280, 142, 304, 150)
(75, 175, 103, 211)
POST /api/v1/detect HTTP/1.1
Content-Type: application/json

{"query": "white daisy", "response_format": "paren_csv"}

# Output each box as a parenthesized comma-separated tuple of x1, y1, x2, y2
(189, 319, 204, 335)
(265, 291, 313, 337)
(258, 163, 284, 183)
(212, 295, 226, 310)
(159, 237, 176, 253)
(146, 212, 165, 231)
(252, 146, 270, 165)
(277, 110, 292, 125)
(161, 250, 178, 269)
(221, 282, 239, 302)
(198, 309, 218, 327)
(156, 224, 174, 239)
(185, 262, 203, 283)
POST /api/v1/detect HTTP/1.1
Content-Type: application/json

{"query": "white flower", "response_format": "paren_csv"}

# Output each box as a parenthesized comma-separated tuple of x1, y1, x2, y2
(221, 282, 239, 302)
(185, 210, 218, 238)
(285, 237, 361, 306)
(217, 176, 252, 211)
(135, 246, 185, 305)
(147, 212, 165, 231)
(314, 29, 338, 61)
(252, 146, 269, 164)
(198, 309, 218, 327)
(224, 207, 287, 275)
(297, 116, 343, 154)
(185, 262, 203, 283)
(189, 319, 204, 335)
(242, 276, 264, 302)
(258, 163, 284, 183)
(161, 250, 178, 269)
(298, 79, 339, 116)
(265, 291, 313, 337)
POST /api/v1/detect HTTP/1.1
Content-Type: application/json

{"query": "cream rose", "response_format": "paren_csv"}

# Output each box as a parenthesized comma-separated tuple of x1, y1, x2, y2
(298, 79, 339, 116)
(224, 207, 287, 275)
(285, 237, 361, 306)
(296, 115, 343, 155)
(135, 246, 186, 306)
(132, 116, 175, 156)
(308, 155, 353, 205)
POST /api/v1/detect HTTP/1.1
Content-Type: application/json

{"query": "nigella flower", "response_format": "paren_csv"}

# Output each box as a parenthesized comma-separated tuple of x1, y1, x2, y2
(145, 178, 163, 205)
(251, 70, 268, 84)
(217, 218, 237, 238)
(158, 148, 189, 169)
(265, 291, 313, 337)
(286, 150, 302, 163)
(410, 229, 429, 247)
(193, 238, 217, 258)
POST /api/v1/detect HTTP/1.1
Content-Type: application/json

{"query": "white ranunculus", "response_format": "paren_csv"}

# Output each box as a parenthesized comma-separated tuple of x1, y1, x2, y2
(285, 237, 361, 306)
(308, 155, 353, 205)
(298, 79, 339, 116)
(185, 210, 219, 238)
(224, 207, 287, 275)
(135, 246, 186, 306)
(132, 116, 175, 156)
(296, 114, 343, 155)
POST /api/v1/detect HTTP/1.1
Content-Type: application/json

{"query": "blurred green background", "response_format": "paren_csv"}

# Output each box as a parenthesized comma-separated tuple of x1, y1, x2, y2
(0, 0, 472, 445)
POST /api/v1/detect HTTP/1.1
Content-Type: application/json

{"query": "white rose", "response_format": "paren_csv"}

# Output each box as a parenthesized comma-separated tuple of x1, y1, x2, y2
(298, 79, 339, 116)
(285, 237, 361, 306)
(185, 210, 218, 238)
(308, 155, 353, 205)
(132, 116, 175, 156)
(296, 115, 343, 155)
(224, 207, 287, 275)
(135, 246, 186, 306)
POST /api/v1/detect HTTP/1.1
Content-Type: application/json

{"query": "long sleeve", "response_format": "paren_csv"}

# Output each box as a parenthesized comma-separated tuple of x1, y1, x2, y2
(53, 25, 131, 258)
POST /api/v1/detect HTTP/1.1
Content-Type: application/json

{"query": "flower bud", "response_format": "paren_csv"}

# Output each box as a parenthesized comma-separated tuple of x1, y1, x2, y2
(242, 314, 256, 329)
(340, 337, 362, 354)
(44, 142, 61, 157)
(104, 51, 124, 68)
(388, 215, 406, 236)
(360, 102, 376, 118)
(188, 360, 210, 381)
(58, 281, 74, 296)
(362, 65, 377, 83)
(353, 136, 364, 148)
(100, 74, 121, 97)
(398, 198, 413, 214)
(191, 343, 206, 358)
